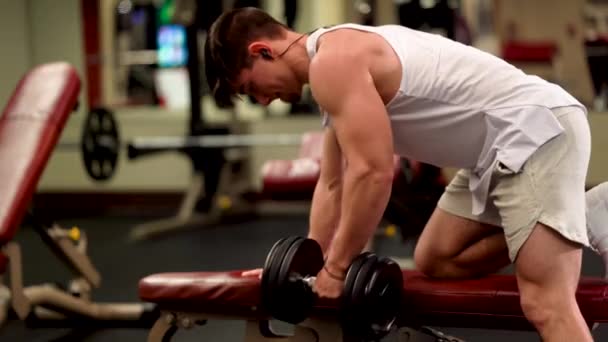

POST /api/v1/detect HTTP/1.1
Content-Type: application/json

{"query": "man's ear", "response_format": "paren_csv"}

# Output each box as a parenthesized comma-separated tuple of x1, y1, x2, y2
(248, 42, 273, 60)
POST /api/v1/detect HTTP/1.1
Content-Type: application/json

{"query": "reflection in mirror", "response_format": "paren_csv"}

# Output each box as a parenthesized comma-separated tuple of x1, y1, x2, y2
(113, 0, 190, 107)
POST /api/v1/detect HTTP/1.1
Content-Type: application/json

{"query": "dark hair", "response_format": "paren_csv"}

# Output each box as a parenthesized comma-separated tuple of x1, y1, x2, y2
(204, 7, 288, 107)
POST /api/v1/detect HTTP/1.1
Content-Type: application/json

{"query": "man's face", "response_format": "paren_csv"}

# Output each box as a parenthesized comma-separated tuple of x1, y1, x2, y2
(235, 56, 303, 106)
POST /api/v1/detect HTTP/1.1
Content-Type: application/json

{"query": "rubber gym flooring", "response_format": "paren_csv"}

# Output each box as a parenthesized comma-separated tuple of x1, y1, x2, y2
(0, 213, 607, 342)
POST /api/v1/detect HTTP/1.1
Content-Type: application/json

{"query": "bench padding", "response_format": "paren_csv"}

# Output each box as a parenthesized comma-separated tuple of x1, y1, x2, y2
(0, 63, 80, 245)
(139, 270, 608, 329)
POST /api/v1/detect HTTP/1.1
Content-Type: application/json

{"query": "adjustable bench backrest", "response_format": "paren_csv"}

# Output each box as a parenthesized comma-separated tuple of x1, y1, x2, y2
(0, 63, 81, 256)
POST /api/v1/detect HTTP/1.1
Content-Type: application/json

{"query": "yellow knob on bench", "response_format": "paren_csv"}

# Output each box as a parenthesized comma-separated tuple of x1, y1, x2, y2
(218, 195, 232, 210)
(385, 225, 397, 238)
(69, 227, 81, 241)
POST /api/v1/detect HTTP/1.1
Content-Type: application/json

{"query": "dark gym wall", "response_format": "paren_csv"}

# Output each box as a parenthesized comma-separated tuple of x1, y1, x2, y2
(0, 1, 32, 107)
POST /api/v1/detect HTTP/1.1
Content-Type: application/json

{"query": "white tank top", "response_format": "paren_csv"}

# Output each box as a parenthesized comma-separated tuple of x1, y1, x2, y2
(306, 24, 587, 215)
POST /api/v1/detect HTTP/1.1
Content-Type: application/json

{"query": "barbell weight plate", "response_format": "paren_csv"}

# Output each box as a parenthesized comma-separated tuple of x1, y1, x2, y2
(80, 108, 120, 181)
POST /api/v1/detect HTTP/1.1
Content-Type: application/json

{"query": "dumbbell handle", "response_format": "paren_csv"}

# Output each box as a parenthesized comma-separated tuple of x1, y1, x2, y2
(301, 276, 316, 288)
(290, 274, 316, 288)
(294, 271, 345, 288)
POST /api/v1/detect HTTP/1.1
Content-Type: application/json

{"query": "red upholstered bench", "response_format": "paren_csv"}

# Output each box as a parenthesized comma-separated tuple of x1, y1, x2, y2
(261, 131, 323, 199)
(502, 40, 557, 63)
(261, 130, 412, 200)
(138, 270, 608, 341)
(261, 158, 321, 199)
(0, 63, 156, 328)
(501, 40, 559, 83)
(0, 63, 80, 248)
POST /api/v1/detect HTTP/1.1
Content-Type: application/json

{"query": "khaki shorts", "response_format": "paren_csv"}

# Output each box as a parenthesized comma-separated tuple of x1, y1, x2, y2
(437, 106, 591, 262)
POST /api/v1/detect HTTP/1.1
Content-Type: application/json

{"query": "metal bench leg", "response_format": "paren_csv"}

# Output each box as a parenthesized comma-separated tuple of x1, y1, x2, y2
(244, 320, 327, 341)
(398, 327, 467, 342)
(0, 282, 9, 328)
(148, 313, 178, 342)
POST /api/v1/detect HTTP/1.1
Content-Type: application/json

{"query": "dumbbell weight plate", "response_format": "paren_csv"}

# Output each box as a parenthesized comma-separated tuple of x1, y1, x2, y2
(262, 236, 300, 298)
(341, 253, 403, 340)
(261, 237, 324, 324)
(367, 257, 403, 334)
(276, 237, 323, 323)
(261, 236, 299, 318)
(266, 236, 302, 308)
(341, 252, 378, 337)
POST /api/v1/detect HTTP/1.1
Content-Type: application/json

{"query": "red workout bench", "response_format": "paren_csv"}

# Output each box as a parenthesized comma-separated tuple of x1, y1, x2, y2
(261, 131, 425, 197)
(261, 131, 412, 199)
(0, 62, 157, 328)
(138, 269, 608, 341)
(261, 131, 324, 200)
(502, 40, 557, 63)
(501, 40, 559, 83)
(136, 101, 606, 342)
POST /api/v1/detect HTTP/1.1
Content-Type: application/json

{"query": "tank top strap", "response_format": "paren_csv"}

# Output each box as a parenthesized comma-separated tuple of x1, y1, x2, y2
(305, 27, 329, 59)
(305, 24, 377, 59)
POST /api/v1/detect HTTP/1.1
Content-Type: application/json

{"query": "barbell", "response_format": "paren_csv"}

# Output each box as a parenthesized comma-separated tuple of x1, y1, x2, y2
(58, 108, 305, 181)
(260, 236, 403, 340)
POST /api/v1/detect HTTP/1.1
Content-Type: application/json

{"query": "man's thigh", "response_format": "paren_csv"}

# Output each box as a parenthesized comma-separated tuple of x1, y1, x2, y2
(415, 207, 502, 260)
(492, 108, 591, 262)
(516, 222, 583, 292)
(416, 169, 503, 259)
(417, 107, 590, 269)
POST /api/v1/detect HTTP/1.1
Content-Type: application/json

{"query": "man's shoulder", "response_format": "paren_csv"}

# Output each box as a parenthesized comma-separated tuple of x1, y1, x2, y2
(308, 52, 368, 105)
(310, 31, 373, 74)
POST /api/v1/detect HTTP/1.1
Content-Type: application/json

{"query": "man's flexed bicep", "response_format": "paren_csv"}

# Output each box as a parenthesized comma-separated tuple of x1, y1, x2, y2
(309, 41, 395, 273)
(309, 126, 343, 254)
(309, 47, 394, 176)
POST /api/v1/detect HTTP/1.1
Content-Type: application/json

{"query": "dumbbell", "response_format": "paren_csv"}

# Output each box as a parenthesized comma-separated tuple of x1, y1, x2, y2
(260, 236, 403, 340)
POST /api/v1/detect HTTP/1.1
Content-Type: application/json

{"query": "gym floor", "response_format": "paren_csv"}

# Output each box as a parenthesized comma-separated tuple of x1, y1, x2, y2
(0, 212, 607, 342)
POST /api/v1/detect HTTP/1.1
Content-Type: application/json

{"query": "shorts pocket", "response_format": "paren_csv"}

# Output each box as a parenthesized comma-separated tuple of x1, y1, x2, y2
(489, 163, 541, 235)
(495, 161, 515, 175)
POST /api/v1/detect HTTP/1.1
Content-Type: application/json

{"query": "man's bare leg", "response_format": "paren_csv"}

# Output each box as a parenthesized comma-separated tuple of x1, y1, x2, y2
(414, 207, 511, 279)
(586, 182, 608, 278)
(515, 223, 593, 342)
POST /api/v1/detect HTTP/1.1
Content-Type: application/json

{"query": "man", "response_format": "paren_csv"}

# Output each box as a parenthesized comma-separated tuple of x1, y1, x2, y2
(204, 7, 608, 341)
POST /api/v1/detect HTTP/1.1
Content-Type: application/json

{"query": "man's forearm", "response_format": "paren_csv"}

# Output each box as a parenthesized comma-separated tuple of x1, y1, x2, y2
(325, 168, 393, 273)
(308, 178, 342, 254)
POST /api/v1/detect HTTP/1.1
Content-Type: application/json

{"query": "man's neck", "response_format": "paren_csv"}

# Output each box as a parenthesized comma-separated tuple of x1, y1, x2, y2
(282, 31, 311, 84)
